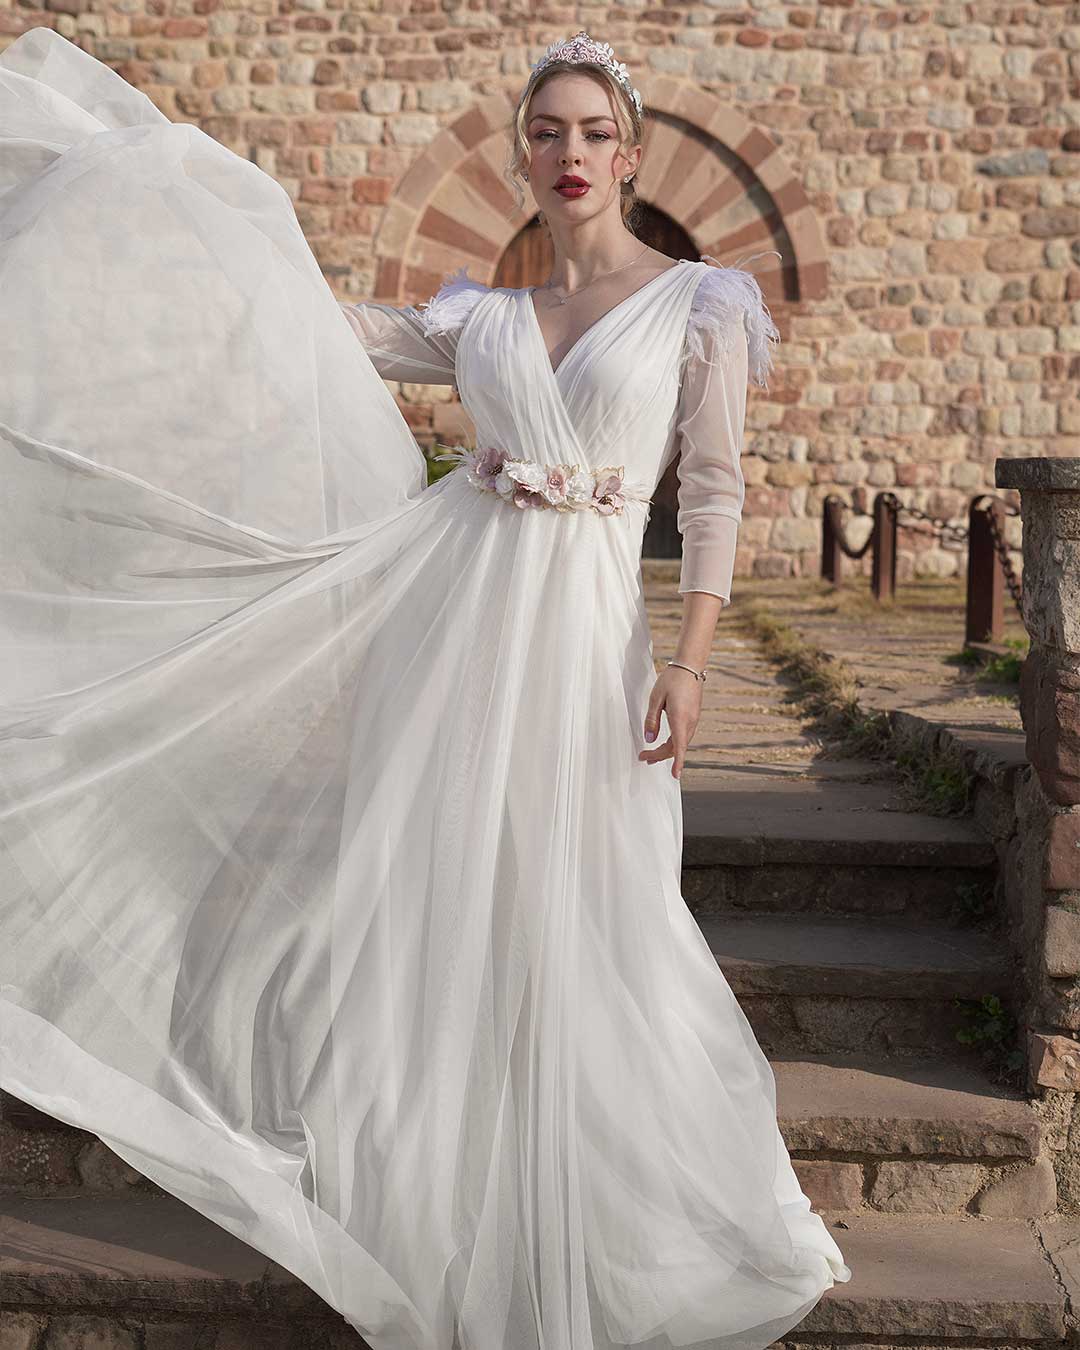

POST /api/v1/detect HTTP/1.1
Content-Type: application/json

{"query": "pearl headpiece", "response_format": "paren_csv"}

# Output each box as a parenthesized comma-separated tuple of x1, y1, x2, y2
(529, 30, 644, 117)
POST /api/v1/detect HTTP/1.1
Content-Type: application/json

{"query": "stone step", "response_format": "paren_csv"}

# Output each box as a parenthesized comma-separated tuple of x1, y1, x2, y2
(0, 1191, 374, 1348)
(684, 857, 997, 924)
(0, 1194, 1070, 1347)
(5, 1050, 1049, 1219)
(702, 912, 1012, 1055)
(681, 780, 996, 871)
(782, 1211, 1070, 1345)
(682, 781, 998, 924)
(0, 1095, 158, 1200)
(771, 1052, 1053, 1219)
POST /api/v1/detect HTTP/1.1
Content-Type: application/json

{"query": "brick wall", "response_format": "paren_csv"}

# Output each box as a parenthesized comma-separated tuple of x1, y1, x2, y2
(4, 3, 1077, 583)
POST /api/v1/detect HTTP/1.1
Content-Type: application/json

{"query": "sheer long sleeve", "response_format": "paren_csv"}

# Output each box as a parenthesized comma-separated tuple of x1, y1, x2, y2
(674, 316, 748, 602)
(673, 261, 780, 603)
(338, 301, 460, 384)
(338, 266, 490, 385)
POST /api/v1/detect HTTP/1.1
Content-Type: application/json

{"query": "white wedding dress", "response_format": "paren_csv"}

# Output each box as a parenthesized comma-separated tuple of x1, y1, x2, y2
(0, 27, 851, 1350)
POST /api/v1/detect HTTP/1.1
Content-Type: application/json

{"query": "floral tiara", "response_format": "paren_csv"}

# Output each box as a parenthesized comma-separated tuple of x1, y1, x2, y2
(529, 30, 644, 117)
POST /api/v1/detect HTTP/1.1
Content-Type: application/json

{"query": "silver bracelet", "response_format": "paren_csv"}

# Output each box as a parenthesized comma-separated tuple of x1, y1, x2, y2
(667, 660, 706, 682)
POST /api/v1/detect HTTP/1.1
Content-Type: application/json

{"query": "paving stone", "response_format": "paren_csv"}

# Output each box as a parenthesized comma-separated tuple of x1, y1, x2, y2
(1036, 1214, 1080, 1317)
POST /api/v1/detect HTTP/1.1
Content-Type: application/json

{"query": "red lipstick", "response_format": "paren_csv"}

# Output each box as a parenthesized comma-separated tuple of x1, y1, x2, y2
(555, 174, 590, 199)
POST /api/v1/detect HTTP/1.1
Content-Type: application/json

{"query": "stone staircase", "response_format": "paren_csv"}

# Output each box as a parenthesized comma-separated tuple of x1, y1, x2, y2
(681, 774, 1071, 1345)
(671, 582, 1075, 1347)
(2, 581, 1077, 1347)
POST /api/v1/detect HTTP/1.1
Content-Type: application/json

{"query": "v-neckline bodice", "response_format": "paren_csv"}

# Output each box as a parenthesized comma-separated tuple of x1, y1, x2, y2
(526, 259, 692, 377)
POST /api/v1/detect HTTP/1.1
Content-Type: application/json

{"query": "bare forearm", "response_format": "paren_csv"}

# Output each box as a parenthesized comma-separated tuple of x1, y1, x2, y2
(673, 590, 726, 672)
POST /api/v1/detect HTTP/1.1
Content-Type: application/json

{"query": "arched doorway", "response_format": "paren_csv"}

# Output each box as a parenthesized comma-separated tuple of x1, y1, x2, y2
(493, 205, 699, 560)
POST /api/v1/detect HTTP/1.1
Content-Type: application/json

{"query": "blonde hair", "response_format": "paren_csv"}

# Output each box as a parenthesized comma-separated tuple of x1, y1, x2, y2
(505, 61, 646, 233)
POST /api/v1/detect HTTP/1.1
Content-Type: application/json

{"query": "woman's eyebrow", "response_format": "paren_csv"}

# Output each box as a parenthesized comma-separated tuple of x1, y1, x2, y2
(528, 114, 616, 126)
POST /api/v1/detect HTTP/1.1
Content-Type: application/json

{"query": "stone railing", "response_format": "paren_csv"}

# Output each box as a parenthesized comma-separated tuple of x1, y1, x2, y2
(996, 457, 1080, 1092)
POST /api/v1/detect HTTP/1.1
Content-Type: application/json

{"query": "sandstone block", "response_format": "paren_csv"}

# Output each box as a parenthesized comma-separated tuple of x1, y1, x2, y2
(791, 1159, 863, 1211)
(1029, 1032, 1080, 1090)
(1045, 904, 1080, 977)
(973, 1155, 1058, 1217)
(869, 1160, 978, 1213)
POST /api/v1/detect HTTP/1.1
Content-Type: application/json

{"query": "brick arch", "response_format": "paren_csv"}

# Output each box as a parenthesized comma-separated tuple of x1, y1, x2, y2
(370, 80, 826, 307)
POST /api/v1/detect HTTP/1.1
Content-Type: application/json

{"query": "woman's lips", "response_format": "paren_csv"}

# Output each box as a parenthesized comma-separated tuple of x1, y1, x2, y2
(555, 183, 589, 198)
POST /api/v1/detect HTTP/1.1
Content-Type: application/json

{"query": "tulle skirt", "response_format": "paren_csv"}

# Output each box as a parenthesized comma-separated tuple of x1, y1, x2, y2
(0, 26, 851, 1350)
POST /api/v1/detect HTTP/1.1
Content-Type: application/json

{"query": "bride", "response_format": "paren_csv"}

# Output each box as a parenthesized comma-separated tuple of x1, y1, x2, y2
(0, 24, 851, 1350)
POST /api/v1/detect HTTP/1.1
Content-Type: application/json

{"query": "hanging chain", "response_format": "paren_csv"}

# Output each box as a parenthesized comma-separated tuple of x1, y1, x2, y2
(842, 493, 968, 547)
(828, 491, 1023, 615)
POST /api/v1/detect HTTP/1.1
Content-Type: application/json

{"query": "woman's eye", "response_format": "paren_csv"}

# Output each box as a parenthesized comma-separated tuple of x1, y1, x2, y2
(536, 131, 610, 142)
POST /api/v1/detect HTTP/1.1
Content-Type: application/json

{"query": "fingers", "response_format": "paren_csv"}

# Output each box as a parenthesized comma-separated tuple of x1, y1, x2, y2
(643, 687, 665, 744)
(638, 734, 673, 765)
(637, 734, 688, 778)
(672, 733, 687, 780)
(642, 672, 701, 779)
(639, 718, 697, 779)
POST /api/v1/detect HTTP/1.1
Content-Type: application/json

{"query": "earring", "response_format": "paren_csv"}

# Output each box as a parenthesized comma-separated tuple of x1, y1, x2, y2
(523, 172, 529, 181)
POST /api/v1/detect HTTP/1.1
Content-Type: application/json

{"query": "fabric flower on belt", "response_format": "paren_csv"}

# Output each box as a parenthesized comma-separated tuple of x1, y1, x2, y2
(592, 470, 627, 516)
(432, 444, 643, 517)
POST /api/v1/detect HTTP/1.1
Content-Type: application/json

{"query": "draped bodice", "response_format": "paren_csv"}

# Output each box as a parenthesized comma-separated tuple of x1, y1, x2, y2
(344, 253, 780, 599)
(451, 260, 712, 496)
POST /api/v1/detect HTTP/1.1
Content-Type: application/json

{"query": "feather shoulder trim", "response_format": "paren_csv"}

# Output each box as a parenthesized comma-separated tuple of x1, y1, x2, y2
(416, 265, 491, 337)
(686, 253, 781, 389)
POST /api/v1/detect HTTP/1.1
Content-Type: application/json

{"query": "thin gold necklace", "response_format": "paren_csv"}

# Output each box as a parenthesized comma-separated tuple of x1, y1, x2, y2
(540, 244, 652, 307)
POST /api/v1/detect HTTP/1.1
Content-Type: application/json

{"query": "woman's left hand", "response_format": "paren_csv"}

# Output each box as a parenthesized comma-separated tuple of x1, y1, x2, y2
(638, 665, 704, 780)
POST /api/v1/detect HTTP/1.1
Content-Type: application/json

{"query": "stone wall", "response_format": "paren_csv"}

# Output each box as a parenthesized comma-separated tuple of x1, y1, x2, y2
(4, 3, 1077, 580)
(994, 458, 1080, 1207)
(996, 462, 1080, 996)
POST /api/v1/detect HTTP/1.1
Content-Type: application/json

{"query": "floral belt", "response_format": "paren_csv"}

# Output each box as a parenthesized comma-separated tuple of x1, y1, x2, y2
(433, 444, 650, 516)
